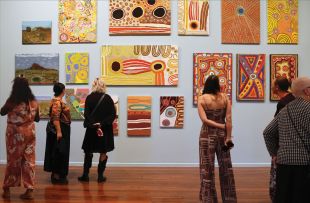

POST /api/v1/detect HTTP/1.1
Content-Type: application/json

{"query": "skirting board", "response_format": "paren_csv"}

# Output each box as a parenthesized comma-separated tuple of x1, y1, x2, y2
(0, 160, 270, 167)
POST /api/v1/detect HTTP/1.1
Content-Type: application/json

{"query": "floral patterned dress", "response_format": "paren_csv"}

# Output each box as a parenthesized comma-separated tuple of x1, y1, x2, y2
(1, 100, 39, 189)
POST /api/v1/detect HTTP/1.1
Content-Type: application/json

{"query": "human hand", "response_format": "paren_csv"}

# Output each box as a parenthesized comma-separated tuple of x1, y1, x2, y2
(97, 128, 103, 137)
(57, 132, 62, 140)
(272, 156, 277, 165)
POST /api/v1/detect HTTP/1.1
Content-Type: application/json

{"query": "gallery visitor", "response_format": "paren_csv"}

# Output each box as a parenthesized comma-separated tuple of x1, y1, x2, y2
(78, 78, 116, 183)
(197, 75, 237, 203)
(44, 82, 71, 184)
(1, 77, 39, 200)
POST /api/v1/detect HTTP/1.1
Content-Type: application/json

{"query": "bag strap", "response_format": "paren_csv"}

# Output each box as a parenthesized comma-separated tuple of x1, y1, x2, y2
(287, 104, 310, 155)
(89, 94, 105, 119)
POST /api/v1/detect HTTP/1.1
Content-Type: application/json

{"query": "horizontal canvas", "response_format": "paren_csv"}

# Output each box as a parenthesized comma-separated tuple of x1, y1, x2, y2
(59, 0, 97, 43)
(65, 88, 89, 120)
(178, 0, 209, 35)
(160, 96, 184, 128)
(127, 96, 151, 137)
(268, 0, 298, 44)
(222, 0, 260, 44)
(193, 53, 232, 105)
(22, 21, 52, 44)
(36, 96, 52, 119)
(237, 54, 265, 101)
(65, 52, 89, 84)
(101, 45, 178, 86)
(109, 0, 171, 35)
(270, 54, 298, 100)
(15, 53, 59, 85)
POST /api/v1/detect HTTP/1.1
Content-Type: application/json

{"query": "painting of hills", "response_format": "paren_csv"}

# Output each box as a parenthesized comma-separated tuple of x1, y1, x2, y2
(15, 53, 59, 85)
(22, 21, 52, 44)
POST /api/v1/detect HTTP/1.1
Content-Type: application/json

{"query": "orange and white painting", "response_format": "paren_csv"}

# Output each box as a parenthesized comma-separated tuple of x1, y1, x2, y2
(59, 0, 97, 43)
(101, 45, 178, 86)
(268, 0, 298, 44)
(127, 96, 151, 137)
(109, 0, 171, 35)
(178, 0, 209, 35)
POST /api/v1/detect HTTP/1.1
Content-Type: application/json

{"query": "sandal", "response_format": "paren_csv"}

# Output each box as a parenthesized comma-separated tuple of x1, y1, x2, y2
(2, 188, 10, 199)
(20, 189, 34, 200)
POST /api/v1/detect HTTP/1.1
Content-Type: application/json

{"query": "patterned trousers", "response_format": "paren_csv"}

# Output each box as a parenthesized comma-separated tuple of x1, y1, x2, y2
(3, 126, 36, 189)
(199, 125, 237, 203)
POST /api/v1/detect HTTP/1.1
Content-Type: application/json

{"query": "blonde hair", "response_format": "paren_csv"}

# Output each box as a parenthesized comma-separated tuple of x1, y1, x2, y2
(91, 78, 106, 93)
(291, 77, 310, 97)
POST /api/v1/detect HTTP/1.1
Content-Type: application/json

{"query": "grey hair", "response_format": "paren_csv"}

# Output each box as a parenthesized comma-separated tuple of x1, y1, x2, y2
(91, 78, 106, 93)
(291, 77, 310, 97)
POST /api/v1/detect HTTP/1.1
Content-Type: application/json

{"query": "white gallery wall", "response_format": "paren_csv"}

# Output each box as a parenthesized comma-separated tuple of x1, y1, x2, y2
(0, 0, 309, 166)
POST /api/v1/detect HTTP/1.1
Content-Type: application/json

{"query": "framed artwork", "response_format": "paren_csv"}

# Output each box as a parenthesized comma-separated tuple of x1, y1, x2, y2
(270, 54, 298, 101)
(222, 0, 260, 44)
(65, 52, 89, 84)
(65, 88, 89, 120)
(36, 96, 52, 119)
(15, 53, 59, 85)
(101, 45, 178, 86)
(160, 96, 184, 128)
(22, 21, 52, 44)
(111, 96, 119, 136)
(267, 0, 298, 44)
(178, 0, 209, 35)
(237, 54, 265, 101)
(58, 0, 97, 43)
(193, 53, 232, 105)
(109, 0, 171, 35)
(127, 96, 151, 137)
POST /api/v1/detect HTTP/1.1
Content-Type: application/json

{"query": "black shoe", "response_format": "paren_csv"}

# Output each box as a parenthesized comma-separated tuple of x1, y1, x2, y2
(78, 175, 89, 182)
(52, 177, 68, 185)
(97, 176, 107, 183)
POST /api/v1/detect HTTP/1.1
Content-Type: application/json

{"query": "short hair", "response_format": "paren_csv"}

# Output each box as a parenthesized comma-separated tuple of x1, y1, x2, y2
(291, 77, 310, 97)
(91, 78, 106, 93)
(202, 75, 220, 95)
(274, 76, 291, 92)
(53, 82, 65, 97)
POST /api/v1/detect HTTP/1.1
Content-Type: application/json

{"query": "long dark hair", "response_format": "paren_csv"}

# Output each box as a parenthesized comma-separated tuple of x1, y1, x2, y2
(202, 75, 220, 95)
(7, 77, 35, 105)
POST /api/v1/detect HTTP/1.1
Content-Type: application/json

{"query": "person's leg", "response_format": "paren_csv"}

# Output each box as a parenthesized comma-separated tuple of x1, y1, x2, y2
(291, 165, 310, 203)
(97, 153, 108, 183)
(78, 153, 93, 182)
(275, 164, 292, 203)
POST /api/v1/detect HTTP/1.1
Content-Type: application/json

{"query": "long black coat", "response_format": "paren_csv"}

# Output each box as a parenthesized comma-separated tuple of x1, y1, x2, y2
(82, 92, 116, 153)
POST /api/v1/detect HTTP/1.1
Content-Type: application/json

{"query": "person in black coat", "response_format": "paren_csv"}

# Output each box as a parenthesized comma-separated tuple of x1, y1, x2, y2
(78, 78, 116, 183)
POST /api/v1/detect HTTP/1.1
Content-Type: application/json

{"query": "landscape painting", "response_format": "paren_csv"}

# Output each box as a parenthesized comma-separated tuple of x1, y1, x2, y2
(65, 88, 89, 120)
(101, 45, 178, 86)
(65, 52, 89, 84)
(15, 53, 59, 85)
(127, 96, 151, 137)
(160, 96, 184, 128)
(22, 21, 52, 44)
(37, 96, 52, 119)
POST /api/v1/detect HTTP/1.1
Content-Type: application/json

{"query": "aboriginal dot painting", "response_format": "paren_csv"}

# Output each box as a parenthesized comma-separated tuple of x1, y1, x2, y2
(65, 53, 89, 84)
(160, 96, 184, 128)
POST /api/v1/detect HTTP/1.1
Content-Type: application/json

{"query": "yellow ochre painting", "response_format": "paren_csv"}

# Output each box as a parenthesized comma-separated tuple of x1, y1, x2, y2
(59, 0, 97, 43)
(101, 45, 178, 86)
(65, 53, 89, 84)
(268, 0, 298, 44)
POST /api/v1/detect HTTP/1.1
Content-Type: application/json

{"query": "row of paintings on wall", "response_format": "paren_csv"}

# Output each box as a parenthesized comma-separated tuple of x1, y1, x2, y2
(22, 0, 298, 44)
(15, 48, 298, 102)
(37, 94, 184, 137)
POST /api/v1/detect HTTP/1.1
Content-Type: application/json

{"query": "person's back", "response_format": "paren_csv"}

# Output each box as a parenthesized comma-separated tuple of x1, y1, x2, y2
(200, 93, 227, 125)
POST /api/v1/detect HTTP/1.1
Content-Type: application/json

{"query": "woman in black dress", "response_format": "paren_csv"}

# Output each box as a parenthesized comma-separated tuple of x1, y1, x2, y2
(78, 78, 116, 183)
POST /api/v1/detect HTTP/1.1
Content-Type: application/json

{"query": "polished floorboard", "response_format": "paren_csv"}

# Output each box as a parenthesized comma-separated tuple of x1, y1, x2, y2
(0, 165, 270, 203)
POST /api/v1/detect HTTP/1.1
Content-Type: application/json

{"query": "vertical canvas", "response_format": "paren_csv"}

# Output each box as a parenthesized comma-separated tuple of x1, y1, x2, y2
(127, 96, 151, 137)
(237, 54, 265, 101)
(109, 0, 171, 35)
(59, 0, 97, 43)
(101, 45, 178, 86)
(65, 88, 89, 120)
(193, 53, 232, 105)
(36, 96, 52, 119)
(22, 21, 52, 44)
(270, 54, 298, 100)
(178, 0, 209, 35)
(268, 0, 298, 44)
(160, 96, 184, 128)
(222, 0, 260, 44)
(15, 53, 59, 85)
(65, 52, 89, 84)
(111, 96, 119, 136)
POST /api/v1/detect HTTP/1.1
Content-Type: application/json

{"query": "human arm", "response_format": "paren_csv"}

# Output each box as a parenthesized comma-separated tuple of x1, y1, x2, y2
(51, 100, 62, 140)
(263, 116, 279, 157)
(100, 95, 116, 126)
(225, 95, 232, 143)
(197, 96, 225, 129)
(0, 100, 12, 116)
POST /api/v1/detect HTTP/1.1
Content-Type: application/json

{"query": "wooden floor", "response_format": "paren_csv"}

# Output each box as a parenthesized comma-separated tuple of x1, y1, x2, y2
(0, 165, 270, 203)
